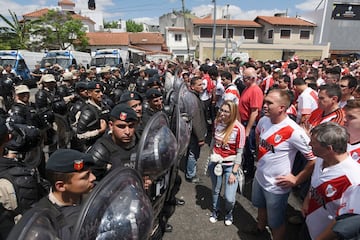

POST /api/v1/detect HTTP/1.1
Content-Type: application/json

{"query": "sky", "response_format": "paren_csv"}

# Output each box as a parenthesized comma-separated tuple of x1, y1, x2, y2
(0, 0, 325, 26)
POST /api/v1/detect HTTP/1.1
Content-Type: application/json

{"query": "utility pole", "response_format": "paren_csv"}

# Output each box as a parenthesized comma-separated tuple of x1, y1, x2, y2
(182, 0, 190, 61)
(225, 4, 229, 59)
(212, 0, 216, 61)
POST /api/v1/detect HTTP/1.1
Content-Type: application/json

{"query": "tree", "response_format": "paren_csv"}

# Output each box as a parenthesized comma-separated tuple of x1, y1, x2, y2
(104, 20, 118, 29)
(30, 10, 88, 50)
(126, 20, 143, 32)
(0, 9, 30, 49)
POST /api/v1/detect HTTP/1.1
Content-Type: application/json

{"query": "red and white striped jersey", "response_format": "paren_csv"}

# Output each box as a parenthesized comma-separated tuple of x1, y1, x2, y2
(296, 87, 318, 123)
(223, 84, 240, 106)
(213, 120, 246, 161)
(255, 116, 315, 194)
(306, 156, 360, 239)
(307, 107, 345, 128)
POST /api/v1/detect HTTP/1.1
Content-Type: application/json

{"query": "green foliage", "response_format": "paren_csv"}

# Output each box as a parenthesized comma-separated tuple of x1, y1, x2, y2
(0, 10, 30, 49)
(30, 9, 88, 50)
(104, 20, 119, 28)
(126, 20, 143, 32)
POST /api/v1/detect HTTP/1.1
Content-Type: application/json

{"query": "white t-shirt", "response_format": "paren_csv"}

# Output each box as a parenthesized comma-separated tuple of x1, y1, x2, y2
(348, 142, 360, 163)
(215, 78, 224, 108)
(255, 116, 315, 194)
(306, 156, 360, 239)
(296, 87, 318, 123)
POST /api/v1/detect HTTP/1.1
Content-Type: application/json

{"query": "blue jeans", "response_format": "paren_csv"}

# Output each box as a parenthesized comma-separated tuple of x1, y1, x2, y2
(186, 140, 201, 179)
(209, 162, 238, 215)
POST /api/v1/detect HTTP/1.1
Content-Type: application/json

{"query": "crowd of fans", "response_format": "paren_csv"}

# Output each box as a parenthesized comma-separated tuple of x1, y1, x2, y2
(0, 55, 360, 240)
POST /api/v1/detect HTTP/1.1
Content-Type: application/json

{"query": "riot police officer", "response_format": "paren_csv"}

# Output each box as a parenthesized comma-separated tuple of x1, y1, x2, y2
(0, 118, 46, 239)
(86, 104, 140, 180)
(74, 81, 108, 151)
(17, 149, 96, 239)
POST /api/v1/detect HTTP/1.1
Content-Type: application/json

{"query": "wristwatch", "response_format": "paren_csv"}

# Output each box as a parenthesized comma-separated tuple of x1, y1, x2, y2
(232, 170, 238, 175)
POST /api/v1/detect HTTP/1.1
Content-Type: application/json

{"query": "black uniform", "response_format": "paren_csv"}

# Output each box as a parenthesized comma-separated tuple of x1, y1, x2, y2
(86, 132, 139, 181)
(0, 156, 45, 239)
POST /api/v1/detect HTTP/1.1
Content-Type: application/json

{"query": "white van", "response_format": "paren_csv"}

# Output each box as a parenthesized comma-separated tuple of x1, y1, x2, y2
(40, 50, 91, 71)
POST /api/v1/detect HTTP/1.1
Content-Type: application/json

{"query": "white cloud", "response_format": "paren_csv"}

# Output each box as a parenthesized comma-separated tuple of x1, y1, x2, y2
(296, 0, 324, 12)
(192, 4, 286, 20)
(133, 17, 159, 26)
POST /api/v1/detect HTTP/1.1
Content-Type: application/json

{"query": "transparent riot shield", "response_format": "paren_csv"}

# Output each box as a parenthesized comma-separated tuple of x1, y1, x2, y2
(7, 208, 59, 240)
(135, 111, 178, 237)
(136, 112, 177, 179)
(72, 167, 153, 240)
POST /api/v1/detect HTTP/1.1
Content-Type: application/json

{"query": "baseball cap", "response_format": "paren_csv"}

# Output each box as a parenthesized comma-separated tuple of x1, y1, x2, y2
(41, 74, 56, 83)
(15, 85, 30, 95)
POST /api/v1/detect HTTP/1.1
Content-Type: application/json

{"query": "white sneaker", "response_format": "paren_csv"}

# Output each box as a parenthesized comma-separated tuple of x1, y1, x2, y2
(224, 219, 233, 226)
(209, 211, 218, 223)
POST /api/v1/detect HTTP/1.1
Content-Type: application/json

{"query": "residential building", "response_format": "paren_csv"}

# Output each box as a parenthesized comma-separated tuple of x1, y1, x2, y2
(191, 14, 330, 61)
(165, 27, 195, 61)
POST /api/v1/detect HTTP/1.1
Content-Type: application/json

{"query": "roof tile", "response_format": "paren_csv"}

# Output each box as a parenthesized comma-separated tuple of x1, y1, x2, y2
(86, 32, 130, 46)
(255, 16, 316, 27)
(129, 32, 165, 45)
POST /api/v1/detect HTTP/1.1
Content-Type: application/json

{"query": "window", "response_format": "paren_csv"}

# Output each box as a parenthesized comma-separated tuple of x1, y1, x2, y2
(200, 28, 213, 38)
(280, 29, 291, 39)
(268, 29, 273, 39)
(222, 28, 234, 38)
(243, 29, 255, 39)
(300, 30, 310, 39)
(175, 34, 182, 41)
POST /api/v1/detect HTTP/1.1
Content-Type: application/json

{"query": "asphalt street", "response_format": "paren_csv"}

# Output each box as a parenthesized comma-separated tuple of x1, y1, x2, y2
(163, 144, 304, 240)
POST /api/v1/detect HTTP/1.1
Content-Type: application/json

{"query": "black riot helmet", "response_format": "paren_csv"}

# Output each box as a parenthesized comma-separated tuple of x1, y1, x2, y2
(5, 124, 41, 153)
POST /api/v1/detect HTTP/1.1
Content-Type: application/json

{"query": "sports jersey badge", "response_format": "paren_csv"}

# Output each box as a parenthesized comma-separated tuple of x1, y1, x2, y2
(351, 152, 359, 161)
(274, 134, 282, 143)
(325, 184, 337, 198)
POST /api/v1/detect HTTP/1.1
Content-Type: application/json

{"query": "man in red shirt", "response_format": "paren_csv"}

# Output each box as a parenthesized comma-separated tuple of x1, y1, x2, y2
(238, 67, 263, 176)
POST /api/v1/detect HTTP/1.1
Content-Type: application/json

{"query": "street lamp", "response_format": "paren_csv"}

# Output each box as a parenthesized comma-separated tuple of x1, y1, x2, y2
(212, 0, 216, 61)
(225, 4, 229, 59)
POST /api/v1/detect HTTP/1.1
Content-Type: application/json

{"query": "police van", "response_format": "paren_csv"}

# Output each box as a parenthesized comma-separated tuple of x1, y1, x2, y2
(0, 50, 43, 84)
(40, 50, 91, 71)
(90, 49, 128, 74)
